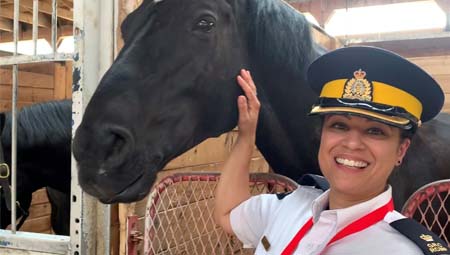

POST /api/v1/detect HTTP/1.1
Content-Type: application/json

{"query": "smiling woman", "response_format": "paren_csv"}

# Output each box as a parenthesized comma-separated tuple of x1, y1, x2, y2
(214, 46, 448, 255)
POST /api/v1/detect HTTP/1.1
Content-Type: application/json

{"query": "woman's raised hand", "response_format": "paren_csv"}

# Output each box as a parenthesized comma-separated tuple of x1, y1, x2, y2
(236, 69, 260, 140)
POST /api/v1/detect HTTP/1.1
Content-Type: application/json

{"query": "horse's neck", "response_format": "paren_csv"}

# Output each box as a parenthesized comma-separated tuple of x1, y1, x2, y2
(1, 110, 71, 193)
(237, 0, 323, 179)
(254, 70, 321, 180)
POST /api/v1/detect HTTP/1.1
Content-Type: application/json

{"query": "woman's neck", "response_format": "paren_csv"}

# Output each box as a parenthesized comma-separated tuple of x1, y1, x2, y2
(328, 186, 387, 210)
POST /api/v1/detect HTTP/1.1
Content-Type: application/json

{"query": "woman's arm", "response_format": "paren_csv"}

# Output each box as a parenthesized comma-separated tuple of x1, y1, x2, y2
(214, 69, 260, 235)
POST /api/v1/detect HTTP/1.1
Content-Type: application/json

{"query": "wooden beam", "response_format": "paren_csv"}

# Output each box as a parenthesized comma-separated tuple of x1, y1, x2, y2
(0, 17, 13, 32)
(0, 5, 51, 27)
(4, 0, 73, 21)
(349, 36, 450, 58)
(59, 0, 73, 10)
(0, 25, 72, 42)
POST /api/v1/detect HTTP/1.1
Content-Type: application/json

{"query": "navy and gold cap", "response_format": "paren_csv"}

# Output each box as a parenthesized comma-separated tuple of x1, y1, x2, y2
(307, 46, 444, 130)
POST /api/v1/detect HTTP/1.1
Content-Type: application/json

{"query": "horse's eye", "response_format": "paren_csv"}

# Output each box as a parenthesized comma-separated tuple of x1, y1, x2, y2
(195, 19, 215, 33)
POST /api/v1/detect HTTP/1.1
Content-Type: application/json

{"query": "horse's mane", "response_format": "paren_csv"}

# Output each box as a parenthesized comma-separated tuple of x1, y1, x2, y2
(246, 0, 316, 74)
(1, 100, 71, 148)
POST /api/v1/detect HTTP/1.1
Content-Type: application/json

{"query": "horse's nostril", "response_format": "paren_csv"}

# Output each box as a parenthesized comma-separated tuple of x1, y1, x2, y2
(102, 125, 135, 168)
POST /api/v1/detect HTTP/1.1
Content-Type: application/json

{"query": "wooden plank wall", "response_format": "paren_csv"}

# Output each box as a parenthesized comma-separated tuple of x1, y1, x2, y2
(2, 61, 72, 234)
(408, 55, 450, 113)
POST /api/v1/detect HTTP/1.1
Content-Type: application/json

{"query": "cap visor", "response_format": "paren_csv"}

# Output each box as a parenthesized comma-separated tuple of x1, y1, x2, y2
(310, 106, 414, 129)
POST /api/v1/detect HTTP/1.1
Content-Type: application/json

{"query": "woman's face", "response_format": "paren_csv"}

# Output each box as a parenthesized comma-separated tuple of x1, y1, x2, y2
(318, 114, 411, 201)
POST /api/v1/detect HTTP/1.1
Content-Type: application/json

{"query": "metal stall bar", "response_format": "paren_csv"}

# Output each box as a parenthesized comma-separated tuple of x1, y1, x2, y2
(0, 0, 70, 253)
(32, 0, 39, 56)
(10, 0, 20, 234)
(52, 0, 58, 53)
(72, 0, 117, 254)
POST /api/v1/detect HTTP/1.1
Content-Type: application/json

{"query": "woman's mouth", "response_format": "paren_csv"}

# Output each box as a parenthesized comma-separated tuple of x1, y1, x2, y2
(335, 157, 369, 169)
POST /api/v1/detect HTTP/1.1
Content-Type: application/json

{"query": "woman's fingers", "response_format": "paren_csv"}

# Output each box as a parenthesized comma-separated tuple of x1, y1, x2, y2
(242, 70, 257, 92)
(237, 95, 249, 121)
(236, 69, 260, 139)
(237, 69, 260, 110)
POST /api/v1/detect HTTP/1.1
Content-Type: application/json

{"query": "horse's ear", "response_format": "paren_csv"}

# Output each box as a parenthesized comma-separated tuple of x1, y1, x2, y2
(121, 0, 152, 44)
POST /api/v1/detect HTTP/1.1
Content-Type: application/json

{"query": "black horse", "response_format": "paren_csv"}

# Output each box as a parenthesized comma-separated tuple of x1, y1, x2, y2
(0, 100, 71, 235)
(73, 0, 450, 211)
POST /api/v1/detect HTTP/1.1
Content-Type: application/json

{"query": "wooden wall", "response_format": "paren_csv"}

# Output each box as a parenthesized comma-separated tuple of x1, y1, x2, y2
(0, 61, 72, 111)
(408, 55, 450, 113)
(3, 61, 73, 234)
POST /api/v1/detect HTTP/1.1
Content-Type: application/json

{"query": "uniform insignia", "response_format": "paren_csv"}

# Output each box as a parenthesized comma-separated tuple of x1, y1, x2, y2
(261, 235, 271, 251)
(421, 234, 434, 242)
(390, 218, 450, 255)
(342, 69, 373, 101)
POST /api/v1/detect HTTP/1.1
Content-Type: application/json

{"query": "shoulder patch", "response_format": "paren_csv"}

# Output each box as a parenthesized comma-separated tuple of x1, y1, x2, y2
(390, 218, 450, 255)
(276, 191, 293, 200)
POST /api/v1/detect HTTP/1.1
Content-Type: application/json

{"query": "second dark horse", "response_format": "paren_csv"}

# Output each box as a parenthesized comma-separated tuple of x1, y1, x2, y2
(0, 100, 71, 235)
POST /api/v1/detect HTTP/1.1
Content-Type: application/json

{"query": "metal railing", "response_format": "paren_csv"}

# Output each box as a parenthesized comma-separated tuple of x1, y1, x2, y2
(130, 172, 298, 255)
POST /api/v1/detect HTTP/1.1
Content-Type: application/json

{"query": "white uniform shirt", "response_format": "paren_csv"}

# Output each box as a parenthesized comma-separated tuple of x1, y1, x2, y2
(230, 185, 423, 255)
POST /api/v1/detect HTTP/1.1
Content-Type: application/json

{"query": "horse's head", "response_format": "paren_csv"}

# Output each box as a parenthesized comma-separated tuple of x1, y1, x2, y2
(73, 0, 249, 203)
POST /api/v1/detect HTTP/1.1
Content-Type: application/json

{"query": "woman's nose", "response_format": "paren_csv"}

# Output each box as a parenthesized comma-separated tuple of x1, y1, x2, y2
(342, 130, 365, 150)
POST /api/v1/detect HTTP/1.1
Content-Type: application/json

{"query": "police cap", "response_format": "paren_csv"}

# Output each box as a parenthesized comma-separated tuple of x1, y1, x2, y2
(308, 46, 444, 130)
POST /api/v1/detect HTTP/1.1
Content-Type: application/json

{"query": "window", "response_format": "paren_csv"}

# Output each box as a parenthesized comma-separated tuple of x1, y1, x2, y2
(325, 0, 447, 37)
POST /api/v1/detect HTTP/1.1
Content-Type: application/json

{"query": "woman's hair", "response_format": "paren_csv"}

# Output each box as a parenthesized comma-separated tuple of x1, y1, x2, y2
(400, 128, 416, 141)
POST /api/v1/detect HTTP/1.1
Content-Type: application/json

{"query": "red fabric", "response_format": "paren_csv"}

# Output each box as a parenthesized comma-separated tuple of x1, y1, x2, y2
(281, 199, 394, 255)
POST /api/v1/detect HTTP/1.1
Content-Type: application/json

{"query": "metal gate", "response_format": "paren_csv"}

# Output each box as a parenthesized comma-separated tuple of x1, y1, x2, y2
(127, 172, 298, 255)
(402, 179, 450, 245)
(0, 0, 118, 254)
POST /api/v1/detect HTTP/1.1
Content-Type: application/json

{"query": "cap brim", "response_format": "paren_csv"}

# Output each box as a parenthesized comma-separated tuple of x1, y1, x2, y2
(309, 106, 416, 130)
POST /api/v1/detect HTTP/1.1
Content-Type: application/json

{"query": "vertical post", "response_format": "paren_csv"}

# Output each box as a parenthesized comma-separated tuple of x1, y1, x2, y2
(51, 0, 58, 53)
(32, 0, 38, 56)
(10, 0, 20, 234)
(72, 0, 117, 254)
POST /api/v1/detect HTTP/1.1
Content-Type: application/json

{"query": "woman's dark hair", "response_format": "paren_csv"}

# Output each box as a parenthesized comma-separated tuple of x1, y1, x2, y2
(400, 127, 416, 141)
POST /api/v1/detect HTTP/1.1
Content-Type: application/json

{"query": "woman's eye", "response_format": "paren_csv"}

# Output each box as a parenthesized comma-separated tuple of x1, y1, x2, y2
(195, 19, 215, 33)
(330, 122, 348, 130)
(367, 128, 385, 136)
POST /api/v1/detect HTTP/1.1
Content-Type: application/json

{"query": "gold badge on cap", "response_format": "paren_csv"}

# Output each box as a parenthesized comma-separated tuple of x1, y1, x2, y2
(261, 235, 271, 251)
(342, 69, 373, 101)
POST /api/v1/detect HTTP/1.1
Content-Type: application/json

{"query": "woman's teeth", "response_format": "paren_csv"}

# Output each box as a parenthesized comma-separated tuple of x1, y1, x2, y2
(336, 157, 368, 168)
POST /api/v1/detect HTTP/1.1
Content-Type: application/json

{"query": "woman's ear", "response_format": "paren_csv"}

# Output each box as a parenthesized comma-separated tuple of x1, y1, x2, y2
(397, 138, 411, 162)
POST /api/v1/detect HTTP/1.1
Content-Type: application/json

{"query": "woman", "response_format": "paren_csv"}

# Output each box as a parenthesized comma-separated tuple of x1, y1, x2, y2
(214, 46, 448, 255)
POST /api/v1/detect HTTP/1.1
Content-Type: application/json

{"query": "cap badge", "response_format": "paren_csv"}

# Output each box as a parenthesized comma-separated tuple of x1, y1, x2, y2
(342, 69, 373, 101)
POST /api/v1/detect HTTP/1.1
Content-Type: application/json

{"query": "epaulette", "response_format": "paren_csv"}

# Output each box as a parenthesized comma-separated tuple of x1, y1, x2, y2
(390, 218, 450, 255)
(297, 174, 329, 191)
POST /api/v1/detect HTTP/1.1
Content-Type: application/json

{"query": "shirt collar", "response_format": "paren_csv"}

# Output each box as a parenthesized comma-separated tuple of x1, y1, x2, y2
(311, 186, 393, 229)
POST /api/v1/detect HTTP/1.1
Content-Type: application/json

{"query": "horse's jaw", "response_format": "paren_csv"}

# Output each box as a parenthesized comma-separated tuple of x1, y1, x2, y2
(79, 165, 158, 204)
